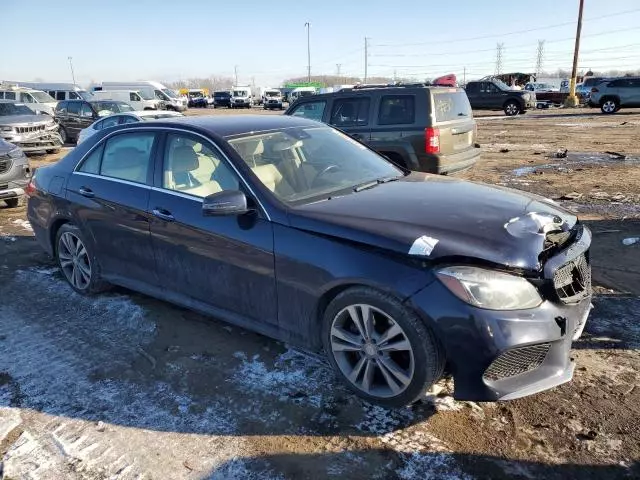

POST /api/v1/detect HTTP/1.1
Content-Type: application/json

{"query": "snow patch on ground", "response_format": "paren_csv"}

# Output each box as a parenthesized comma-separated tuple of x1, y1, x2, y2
(207, 457, 285, 480)
(11, 219, 32, 232)
(583, 295, 640, 348)
(397, 452, 472, 480)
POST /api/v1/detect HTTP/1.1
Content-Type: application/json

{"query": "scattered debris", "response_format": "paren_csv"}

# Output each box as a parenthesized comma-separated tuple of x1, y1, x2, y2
(499, 148, 510, 153)
(622, 237, 639, 246)
(137, 347, 157, 369)
(591, 191, 610, 199)
(559, 192, 583, 201)
(555, 148, 568, 159)
(605, 151, 627, 159)
(611, 193, 627, 202)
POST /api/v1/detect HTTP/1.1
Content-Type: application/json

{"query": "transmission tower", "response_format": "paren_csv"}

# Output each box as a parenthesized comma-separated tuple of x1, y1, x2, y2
(535, 40, 545, 79)
(495, 43, 504, 76)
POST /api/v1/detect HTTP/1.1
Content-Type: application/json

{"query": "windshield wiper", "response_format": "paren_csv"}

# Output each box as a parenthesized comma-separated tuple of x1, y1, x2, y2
(353, 175, 400, 192)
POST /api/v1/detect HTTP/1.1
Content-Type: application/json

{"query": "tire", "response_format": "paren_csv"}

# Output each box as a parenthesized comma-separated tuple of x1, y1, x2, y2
(55, 223, 109, 295)
(4, 197, 23, 208)
(600, 98, 618, 114)
(503, 100, 521, 116)
(321, 286, 444, 408)
(46, 148, 60, 154)
(59, 126, 68, 144)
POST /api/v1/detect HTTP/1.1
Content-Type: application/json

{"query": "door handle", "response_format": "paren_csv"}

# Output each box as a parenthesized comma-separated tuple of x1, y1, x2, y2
(78, 187, 94, 198)
(152, 208, 175, 222)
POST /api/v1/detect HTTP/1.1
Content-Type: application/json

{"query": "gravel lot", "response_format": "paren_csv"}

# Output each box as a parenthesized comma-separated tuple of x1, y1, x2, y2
(1, 106, 639, 479)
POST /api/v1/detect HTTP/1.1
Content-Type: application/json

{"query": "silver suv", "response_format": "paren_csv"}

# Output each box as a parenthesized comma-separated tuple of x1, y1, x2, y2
(0, 139, 30, 208)
(0, 101, 62, 154)
(589, 77, 640, 114)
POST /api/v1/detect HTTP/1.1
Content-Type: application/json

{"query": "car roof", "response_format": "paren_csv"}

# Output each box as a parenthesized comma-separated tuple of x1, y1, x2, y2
(131, 114, 324, 137)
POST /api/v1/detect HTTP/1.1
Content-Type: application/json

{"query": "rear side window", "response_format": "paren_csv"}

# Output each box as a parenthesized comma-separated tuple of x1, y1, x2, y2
(69, 91, 81, 99)
(433, 92, 472, 122)
(100, 132, 155, 184)
(101, 115, 121, 129)
(67, 102, 80, 115)
(330, 98, 370, 127)
(378, 95, 415, 125)
(79, 144, 105, 174)
(55, 91, 66, 101)
(290, 100, 326, 121)
(56, 101, 67, 114)
(4, 91, 16, 100)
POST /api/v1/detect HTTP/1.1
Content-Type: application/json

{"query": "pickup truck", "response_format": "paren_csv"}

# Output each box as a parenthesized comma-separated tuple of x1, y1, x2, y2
(465, 79, 537, 116)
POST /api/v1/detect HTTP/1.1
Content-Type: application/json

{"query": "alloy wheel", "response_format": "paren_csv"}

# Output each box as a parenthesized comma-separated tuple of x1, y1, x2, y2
(58, 232, 92, 290)
(602, 100, 616, 113)
(330, 304, 415, 398)
(505, 103, 519, 115)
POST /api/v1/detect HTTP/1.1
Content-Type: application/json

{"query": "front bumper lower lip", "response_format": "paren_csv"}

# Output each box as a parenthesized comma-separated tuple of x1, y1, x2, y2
(0, 187, 25, 199)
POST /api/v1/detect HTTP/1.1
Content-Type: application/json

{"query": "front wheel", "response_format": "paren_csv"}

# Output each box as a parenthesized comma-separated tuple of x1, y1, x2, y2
(59, 126, 68, 144)
(4, 197, 23, 208)
(56, 224, 109, 295)
(600, 98, 619, 114)
(504, 101, 521, 116)
(322, 286, 444, 407)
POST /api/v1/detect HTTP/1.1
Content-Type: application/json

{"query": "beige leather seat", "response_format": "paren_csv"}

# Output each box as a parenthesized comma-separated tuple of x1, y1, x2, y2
(251, 164, 295, 197)
(167, 146, 222, 197)
(233, 139, 264, 167)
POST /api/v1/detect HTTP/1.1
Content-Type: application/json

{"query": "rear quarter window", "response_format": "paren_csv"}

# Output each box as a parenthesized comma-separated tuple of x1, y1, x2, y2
(432, 91, 472, 122)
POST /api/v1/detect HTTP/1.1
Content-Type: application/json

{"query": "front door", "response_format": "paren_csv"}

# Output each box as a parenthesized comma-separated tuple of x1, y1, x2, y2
(148, 132, 278, 326)
(328, 96, 372, 143)
(65, 130, 159, 286)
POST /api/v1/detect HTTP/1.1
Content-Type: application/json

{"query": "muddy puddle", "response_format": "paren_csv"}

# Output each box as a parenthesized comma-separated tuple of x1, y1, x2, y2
(512, 152, 640, 177)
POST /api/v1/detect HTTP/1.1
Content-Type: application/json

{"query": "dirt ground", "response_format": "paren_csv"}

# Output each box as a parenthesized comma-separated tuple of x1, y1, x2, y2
(0, 106, 639, 479)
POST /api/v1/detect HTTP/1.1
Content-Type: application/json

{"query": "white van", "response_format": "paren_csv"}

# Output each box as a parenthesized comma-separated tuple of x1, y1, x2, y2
(0, 85, 58, 115)
(91, 90, 160, 110)
(289, 87, 317, 104)
(92, 81, 187, 111)
(230, 86, 252, 109)
(262, 88, 283, 110)
(10, 82, 92, 102)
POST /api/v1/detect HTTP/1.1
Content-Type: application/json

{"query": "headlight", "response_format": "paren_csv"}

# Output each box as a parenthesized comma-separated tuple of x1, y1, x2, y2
(1, 126, 14, 132)
(8, 147, 24, 158)
(436, 266, 542, 310)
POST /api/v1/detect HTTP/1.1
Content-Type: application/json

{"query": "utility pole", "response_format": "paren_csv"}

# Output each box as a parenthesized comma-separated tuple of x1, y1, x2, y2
(566, 0, 585, 107)
(234, 65, 238, 86)
(463, 67, 466, 85)
(67, 56, 76, 85)
(494, 43, 504, 76)
(364, 37, 370, 83)
(336, 64, 342, 78)
(393, 69, 397, 83)
(535, 40, 545, 79)
(305, 22, 311, 83)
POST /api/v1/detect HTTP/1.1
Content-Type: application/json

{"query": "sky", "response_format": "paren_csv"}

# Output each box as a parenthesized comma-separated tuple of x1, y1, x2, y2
(1, 0, 639, 87)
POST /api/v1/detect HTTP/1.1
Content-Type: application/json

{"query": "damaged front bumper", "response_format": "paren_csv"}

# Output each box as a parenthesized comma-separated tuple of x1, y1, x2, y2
(1, 131, 62, 153)
(407, 226, 593, 402)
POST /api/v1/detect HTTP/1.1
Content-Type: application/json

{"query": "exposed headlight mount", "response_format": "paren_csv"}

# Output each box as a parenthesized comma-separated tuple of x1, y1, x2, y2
(436, 266, 543, 310)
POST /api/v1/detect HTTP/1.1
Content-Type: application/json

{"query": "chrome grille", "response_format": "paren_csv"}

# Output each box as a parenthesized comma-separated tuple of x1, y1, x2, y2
(0, 158, 11, 175)
(16, 124, 46, 134)
(554, 253, 591, 304)
(483, 344, 550, 381)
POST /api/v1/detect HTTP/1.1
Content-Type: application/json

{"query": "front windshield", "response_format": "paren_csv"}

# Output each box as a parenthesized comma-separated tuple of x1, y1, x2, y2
(162, 88, 178, 99)
(228, 126, 402, 204)
(493, 79, 510, 90)
(233, 90, 248, 97)
(30, 91, 56, 103)
(299, 90, 314, 97)
(265, 91, 281, 97)
(78, 90, 93, 100)
(215, 91, 230, 97)
(0, 103, 34, 116)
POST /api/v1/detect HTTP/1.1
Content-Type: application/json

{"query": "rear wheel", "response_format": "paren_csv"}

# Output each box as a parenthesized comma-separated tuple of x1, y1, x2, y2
(322, 286, 444, 407)
(504, 100, 521, 116)
(601, 98, 618, 114)
(59, 126, 68, 144)
(46, 148, 60, 154)
(55, 223, 109, 295)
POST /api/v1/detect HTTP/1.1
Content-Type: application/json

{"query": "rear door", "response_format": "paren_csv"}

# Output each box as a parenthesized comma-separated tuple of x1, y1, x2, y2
(431, 89, 476, 158)
(327, 95, 372, 142)
(369, 93, 418, 167)
(66, 130, 158, 285)
(66, 101, 82, 137)
(79, 102, 96, 131)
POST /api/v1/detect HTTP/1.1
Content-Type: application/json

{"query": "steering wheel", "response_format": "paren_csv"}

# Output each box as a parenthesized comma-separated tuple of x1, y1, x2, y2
(311, 165, 341, 188)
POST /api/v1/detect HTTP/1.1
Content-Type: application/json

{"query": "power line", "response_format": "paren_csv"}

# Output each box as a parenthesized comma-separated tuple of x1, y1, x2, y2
(372, 8, 640, 48)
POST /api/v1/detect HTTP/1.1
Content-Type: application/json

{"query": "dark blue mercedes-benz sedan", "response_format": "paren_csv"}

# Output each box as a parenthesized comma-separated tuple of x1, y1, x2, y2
(26, 115, 592, 407)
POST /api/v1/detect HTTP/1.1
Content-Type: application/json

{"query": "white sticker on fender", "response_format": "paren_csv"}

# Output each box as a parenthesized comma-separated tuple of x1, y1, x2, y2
(408, 235, 439, 256)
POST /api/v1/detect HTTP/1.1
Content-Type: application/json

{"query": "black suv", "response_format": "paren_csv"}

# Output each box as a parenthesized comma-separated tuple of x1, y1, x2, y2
(54, 100, 134, 143)
(465, 78, 537, 116)
(213, 91, 232, 108)
(284, 84, 480, 174)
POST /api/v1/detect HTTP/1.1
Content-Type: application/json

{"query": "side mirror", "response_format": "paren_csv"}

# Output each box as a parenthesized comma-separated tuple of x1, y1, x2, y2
(202, 190, 251, 216)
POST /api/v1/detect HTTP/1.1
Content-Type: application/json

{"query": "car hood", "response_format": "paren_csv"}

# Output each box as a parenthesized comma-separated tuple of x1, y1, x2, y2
(0, 114, 52, 126)
(288, 173, 578, 272)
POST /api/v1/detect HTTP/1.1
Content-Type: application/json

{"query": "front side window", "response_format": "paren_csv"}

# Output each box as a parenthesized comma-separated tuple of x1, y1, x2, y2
(121, 115, 139, 124)
(101, 115, 121, 129)
(80, 103, 94, 118)
(100, 132, 155, 184)
(163, 134, 239, 198)
(330, 98, 371, 127)
(129, 92, 140, 101)
(291, 100, 326, 121)
(229, 126, 401, 204)
(378, 95, 415, 125)
(55, 101, 67, 114)
(20, 92, 34, 103)
(69, 91, 81, 100)
(67, 102, 81, 115)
